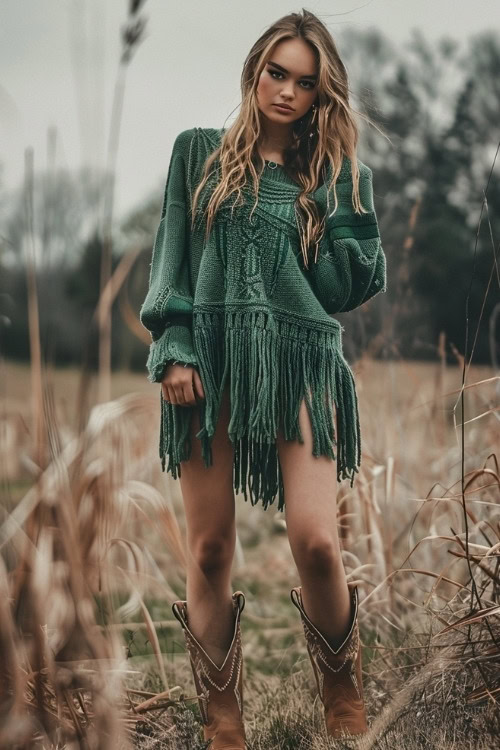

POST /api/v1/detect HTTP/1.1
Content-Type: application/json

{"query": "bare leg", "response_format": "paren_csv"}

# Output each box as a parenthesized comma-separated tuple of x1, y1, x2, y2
(276, 398, 352, 648)
(178, 383, 237, 668)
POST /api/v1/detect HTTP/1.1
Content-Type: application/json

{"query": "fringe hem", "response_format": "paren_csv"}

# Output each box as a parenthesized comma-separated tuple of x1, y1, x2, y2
(158, 306, 361, 512)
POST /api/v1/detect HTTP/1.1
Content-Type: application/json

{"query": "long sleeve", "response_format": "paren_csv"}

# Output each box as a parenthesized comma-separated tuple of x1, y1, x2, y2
(139, 129, 198, 383)
(307, 163, 387, 314)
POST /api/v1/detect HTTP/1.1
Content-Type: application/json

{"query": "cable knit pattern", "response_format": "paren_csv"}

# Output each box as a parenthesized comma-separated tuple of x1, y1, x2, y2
(139, 127, 387, 511)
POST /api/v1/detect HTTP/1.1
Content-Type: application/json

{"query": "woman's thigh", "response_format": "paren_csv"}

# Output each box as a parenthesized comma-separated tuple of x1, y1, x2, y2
(276, 395, 339, 541)
(178, 383, 236, 544)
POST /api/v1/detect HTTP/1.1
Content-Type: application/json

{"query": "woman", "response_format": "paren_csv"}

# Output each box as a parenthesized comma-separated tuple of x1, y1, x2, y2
(140, 9, 386, 747)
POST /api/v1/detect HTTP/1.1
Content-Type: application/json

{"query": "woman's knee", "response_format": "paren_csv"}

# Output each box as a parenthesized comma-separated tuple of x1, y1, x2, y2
(292, 532, 341, 575)
(190, 532, 236, 574)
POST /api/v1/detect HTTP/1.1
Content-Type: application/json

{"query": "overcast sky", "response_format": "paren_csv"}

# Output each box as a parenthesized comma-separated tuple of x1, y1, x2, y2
(0, 0, 497, 221)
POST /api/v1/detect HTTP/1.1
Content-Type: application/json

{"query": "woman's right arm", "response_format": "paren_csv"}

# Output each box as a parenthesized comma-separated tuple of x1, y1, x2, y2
(139, 129, 199, 384)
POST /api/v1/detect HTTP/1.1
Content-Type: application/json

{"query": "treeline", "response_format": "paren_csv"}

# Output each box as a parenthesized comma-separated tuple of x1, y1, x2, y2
(0, 27, 498, 372)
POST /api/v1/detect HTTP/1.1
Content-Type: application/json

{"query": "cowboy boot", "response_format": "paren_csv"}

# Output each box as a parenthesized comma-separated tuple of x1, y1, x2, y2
(172, 590, 246, 750)
(290, 581, 368, 739)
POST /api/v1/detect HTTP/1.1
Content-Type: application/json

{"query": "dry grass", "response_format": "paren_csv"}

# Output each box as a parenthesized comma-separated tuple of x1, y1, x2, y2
(0, 355, 498, 749)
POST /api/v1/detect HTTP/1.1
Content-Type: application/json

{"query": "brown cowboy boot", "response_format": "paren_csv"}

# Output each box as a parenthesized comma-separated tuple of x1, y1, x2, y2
(172, 590, 246, 749)
(290, 581, 368, 739)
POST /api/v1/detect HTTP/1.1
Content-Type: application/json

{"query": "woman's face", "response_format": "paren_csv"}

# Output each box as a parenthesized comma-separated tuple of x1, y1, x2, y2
(256, 37, 319, 126)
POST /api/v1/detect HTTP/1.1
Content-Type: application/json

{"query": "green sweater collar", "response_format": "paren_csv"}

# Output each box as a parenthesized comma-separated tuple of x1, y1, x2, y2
(200, 126, 353, 193)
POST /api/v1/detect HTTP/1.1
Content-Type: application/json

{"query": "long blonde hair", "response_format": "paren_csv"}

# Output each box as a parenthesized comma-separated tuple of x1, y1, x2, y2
(190, 8, 382, 268)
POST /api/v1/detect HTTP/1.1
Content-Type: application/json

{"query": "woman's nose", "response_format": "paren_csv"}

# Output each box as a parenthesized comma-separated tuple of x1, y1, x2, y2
(280, 85, 294, 98)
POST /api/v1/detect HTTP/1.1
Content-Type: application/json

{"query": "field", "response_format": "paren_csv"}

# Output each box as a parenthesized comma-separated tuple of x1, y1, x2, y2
(0, 356, 499, 749)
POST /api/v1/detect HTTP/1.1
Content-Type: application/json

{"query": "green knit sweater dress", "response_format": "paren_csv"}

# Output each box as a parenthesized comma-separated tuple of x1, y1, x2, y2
(140, 127, 386, 512)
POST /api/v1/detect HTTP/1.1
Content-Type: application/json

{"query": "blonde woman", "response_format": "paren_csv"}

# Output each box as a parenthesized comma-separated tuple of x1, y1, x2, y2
(140, 9, 386, 747)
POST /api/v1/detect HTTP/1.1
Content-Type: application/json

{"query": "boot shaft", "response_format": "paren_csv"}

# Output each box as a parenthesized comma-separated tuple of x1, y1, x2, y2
(291, 582, 368, 738)
(172, 590, 246, 748)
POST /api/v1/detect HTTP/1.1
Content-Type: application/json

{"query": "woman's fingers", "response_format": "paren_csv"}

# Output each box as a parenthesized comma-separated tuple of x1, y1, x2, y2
(161, 363, 203, 406)
(181, 378, 196, 405)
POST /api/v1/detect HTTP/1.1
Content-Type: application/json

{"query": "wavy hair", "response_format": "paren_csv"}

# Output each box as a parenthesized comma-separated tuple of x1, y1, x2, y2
(190, 8, 383, 268)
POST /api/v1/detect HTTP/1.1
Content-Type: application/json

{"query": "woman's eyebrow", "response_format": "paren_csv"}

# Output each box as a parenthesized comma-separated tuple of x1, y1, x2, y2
(267, 60, 317, 80)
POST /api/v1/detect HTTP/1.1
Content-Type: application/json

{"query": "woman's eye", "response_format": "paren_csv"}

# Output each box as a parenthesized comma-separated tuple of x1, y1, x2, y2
(268, 70, 315, 89)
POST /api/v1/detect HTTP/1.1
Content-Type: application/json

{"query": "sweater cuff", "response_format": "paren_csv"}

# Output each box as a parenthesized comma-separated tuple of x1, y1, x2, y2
(146, 322, 198, 383)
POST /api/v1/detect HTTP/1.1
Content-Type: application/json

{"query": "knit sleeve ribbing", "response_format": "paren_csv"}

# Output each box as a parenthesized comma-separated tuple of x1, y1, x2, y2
(308, 165, 387, 314)
(139, 129, 198, 382)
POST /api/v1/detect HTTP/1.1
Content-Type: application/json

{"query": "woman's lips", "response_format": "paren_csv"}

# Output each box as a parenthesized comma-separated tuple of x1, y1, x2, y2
(273, 104, 293, 113)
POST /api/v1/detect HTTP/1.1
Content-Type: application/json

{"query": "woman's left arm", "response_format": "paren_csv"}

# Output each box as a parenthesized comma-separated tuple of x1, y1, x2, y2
(307, 164, 387, 314)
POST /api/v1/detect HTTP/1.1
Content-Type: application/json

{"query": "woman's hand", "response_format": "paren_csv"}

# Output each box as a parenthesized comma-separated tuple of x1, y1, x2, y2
(161, 363, 205, 406)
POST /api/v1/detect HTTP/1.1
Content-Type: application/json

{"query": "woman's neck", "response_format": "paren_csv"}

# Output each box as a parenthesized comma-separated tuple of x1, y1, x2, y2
(257, 124, 293, 164)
